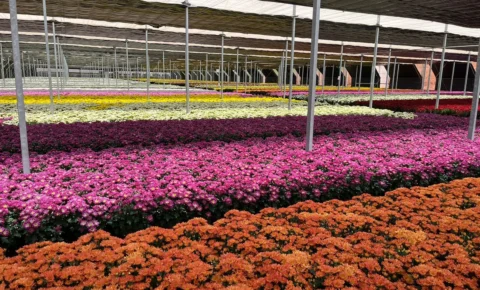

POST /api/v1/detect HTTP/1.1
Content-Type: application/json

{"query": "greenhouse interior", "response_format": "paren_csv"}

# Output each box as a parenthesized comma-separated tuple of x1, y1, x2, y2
(0, 0, 480, 288)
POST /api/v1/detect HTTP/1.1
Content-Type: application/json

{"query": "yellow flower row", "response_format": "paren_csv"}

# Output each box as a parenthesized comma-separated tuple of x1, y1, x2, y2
(0, 94, 289, 105)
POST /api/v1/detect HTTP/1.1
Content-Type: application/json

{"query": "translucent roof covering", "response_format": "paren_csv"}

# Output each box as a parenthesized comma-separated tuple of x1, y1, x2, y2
(146, 0, 480, 37)
(258, 0, 480, 28)
(0, 14, 474, 59)
(0, 0, 476, 66)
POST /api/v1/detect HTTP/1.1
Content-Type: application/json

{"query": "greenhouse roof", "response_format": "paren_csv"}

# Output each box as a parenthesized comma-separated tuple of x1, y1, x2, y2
(261, 0, 480, 28)
(0, 0, 478, 47)
(0, 0, 477, 67)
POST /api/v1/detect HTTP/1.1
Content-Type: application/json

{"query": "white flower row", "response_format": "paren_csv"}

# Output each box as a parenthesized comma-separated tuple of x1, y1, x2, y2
(292, 94, 472, 104)
(0, 102, 414, 125)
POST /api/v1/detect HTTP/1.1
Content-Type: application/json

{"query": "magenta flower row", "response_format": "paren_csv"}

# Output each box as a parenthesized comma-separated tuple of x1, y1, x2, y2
(0, 114, 471, 154)
(0, 90, 251, 97)
(0, 123, 479, 238)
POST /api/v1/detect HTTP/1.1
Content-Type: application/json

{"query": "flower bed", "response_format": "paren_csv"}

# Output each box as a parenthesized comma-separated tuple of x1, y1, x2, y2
(0, 92, 268, 105)
(354, 99, 477, 116)
(292, 93, 471, 104)
(0, 177, 478, 289)
(1, 123, 480, 252)
(0, 102, 411, 125)
(0, 114, 465, 154)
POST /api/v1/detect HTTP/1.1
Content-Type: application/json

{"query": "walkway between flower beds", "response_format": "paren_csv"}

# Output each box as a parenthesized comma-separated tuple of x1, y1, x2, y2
(0, 177, 478, 289)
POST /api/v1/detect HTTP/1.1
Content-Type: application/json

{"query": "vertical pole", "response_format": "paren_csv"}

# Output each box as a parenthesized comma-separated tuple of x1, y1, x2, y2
(354, 65, 358, 88)
(184, 0, 191, 113)
(288, 6, 297, 109)
(322, 54, 326, 93)
(205, 53, 209, 90)
(126, 39, 130, 91)
(0, 43, 4, 87)
(436, 24, 448, 109)
(52, 22, 60, 98)
(42, 0, 54, 112)
(306, 65, 309, 86)
(9, 0, 30, 174)
(427, 50, 434, 95)
(464, 53, 471, 96)
(467, 38, 480, 140)
(21, 53, 25, 84)
(422, 58, 427, 92)
(450, 61, 456, 92)
(302, 66, 305, 85)
(221, 33, 225, 99)
(102, 56, 105, 87)
(331, 64, 334, 87)
(283, 40, 288, 99)
(252, 60, 255, 89)
(395, 63, 400, 89)
(358, 55, 363, 91)
(236, 48, 239, 92)
(385, 47, 391, 96)
(306, 0, 321, 152)
(369, 15, 381, 108)
(337, 42, 343, 96)
(145, 27, 150, 101)
(163, 51, 166, 89)
(28, 55, 31, 80)
(391, 57, 397, 93)
(244, 55, 247, 94)
(114, 47, 118, 88)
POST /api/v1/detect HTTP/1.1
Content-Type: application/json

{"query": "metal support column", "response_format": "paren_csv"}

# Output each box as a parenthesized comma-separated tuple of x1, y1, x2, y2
(288, 6, 297, 109)
(450, 61, 456, 92)
(114, 47, 118, 88)
(369, 15, 380, 108)
(422, 58, 427, 92)
(0, 43, 4, 87)
(145, 27, 150, 101)
(183, 0, 191, 113)
(283, 40, 288, 99)
(42, 0, 54, 113)
(358, 55, 363, 92)
(427, 50, 434, 95)
(205, 53, 209, 90)
(337, 42, 343, 95)
(306, 0, 321, 152)
(9, 0, 30, 174)
(221, 33, 225, 99)
(464, 54, 471, 96)
(126, 39, 130, 91)
(467, 39, 480, 140)
(436, 24, 448, 109)
(21, 52, 25, 84)
(395, 63, 400, 89)
(162, 51, 165, 89)
(391, 57, 397, 92)
(236, 48, 239, 92)
(52, 22, 60, 98)
(322, 54, 326, 93)
(244, 55, 247, 94)
(354, 65, 358, 88)
(385, 47, 391, 96)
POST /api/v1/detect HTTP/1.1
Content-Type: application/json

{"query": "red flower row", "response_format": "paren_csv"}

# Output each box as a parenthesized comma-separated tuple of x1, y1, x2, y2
(355, 99, 477, 116)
